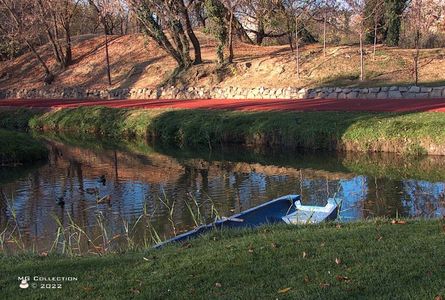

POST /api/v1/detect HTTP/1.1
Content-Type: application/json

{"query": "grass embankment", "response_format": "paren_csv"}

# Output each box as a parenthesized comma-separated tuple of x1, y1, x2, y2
(0, 129, 48, 165)
(5, 106, 443, 155)
(1, 220, 444, 299)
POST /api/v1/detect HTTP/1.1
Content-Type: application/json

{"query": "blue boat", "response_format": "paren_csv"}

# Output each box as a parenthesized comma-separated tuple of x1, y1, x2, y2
(282, 198, 339, 224)
(154, 194, 338, 248)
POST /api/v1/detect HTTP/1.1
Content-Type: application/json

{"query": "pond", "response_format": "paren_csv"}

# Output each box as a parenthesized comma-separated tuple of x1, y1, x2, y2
(1, 135, 444, 254)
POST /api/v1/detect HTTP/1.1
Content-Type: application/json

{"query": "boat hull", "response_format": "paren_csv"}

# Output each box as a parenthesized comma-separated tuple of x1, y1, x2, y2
(154, 195, 340, 248)
(154, 195, 299, 248)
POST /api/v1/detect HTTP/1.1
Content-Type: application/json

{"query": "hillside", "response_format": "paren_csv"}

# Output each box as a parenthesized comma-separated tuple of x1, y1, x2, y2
(1, 32, 445, 90)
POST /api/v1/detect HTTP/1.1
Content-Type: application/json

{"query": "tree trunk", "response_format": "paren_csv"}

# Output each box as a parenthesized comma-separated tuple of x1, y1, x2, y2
(359, 31, 364, 81)
(25, 40, 54, 84)
(287, 17, 294, 52)
(256, 19, 265, 45)
(64, 23, 73, 67)
(134, 1, 193, 71)
(178, 0, 202, 64)
(46, 30, 63, 65)
(414, 0, 421, 85)
(104, 32, 112, 86)
(170, 20, 192, 67)
(296, 15, 300, 79)
(0, 0, 53, 82)
(228, 8, 234, 63)
(221, 4, 252, 44)
(37, 0, 64, 66)
(414, 31, 420, 85)
(373, 22, 377, 60)
(323, 13, 327, 57)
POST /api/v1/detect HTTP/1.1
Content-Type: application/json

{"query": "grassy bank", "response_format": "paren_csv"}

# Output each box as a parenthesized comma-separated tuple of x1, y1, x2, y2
(0, 129, 48, 165)
(1, 220, 444, 299)
(18, 107, 445, 155)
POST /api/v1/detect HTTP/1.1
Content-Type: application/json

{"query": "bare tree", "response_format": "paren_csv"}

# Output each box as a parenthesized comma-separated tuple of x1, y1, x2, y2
(238, 0, 285, 45)
(127, 0, 201, 71)
(177, 0, 202, 64)
(0, 0, 54, 83)
(347, 0, 369, 81)
(222, 0, 241, 63)
(88, 0, 124, 85)
(35, 0, 80, 68)
(370, 0, 384, 59)
(319, 0, 338, 57)
(283, 0, 318, 79)
(413, 0, 422, 85)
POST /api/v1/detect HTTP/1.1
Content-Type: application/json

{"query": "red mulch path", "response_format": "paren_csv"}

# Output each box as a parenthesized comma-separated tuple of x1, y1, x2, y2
(0, 98, 445, 112)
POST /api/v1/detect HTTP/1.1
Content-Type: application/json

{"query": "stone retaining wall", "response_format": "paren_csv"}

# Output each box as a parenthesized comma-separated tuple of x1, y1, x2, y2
(1, 85, 444, 100)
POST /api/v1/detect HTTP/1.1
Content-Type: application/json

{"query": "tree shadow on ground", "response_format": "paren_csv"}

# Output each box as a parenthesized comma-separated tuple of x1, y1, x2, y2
(118, 56, 165, 89)
(313, 74, 445, 88)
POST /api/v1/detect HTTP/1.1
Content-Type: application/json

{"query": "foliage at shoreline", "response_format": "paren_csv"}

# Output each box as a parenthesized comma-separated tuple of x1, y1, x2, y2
(0, 129, 48, 165)
(0, 220, 444, 299)
(0, 108, 43, 131)
(1, 107, 445, 155)
(37, 132, 445, 182)
(19, 106, 445, 155)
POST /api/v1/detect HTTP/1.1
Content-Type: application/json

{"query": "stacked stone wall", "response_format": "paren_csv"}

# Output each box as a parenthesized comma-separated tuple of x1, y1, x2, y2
(1, 85, 444, 100)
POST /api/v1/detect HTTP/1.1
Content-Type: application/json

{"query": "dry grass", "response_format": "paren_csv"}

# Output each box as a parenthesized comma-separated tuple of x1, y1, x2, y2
(2, 32, 445, 90)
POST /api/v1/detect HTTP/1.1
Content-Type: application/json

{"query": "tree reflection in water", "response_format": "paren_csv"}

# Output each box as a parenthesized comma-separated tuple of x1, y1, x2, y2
(0, 137, 444, 253)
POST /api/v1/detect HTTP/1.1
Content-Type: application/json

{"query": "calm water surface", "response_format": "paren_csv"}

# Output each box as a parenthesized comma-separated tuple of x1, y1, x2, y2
(1, 136, 444, 252)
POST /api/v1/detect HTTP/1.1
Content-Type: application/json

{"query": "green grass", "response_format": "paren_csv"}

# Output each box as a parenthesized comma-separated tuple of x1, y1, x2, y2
(1, 107, 445, 154)
(23, 107, 445, 155)
(0, 108, 44, 131)
(0, 129, 48, 165)
(1, 220, 444, 299)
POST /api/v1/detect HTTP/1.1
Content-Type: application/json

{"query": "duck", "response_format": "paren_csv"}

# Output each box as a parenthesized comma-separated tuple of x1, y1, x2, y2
(85, 187, 99, 195)
(57, 196, 65, 207)
(96, 194, 111, 204)
(98, 175, 106, 186)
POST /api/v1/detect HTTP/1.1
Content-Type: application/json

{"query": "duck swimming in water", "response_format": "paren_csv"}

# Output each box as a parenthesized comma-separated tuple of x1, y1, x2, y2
(56, 196, 65, 207)
(98, 175, 106, 186)
(85, 187, 99, 195)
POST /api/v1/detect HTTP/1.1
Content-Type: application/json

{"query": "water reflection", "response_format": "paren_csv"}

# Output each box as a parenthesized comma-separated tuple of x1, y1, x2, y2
(0, 136, 444, 252)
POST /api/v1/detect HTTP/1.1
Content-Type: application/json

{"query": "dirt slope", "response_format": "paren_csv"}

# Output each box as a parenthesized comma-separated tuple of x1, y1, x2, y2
(1, 32, 445, 90)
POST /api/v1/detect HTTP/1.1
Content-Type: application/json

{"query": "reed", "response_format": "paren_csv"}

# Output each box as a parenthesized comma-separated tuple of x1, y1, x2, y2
(0, 192, 226, 256)
(159, 192, 177, 235)
(0, 193, 26, 253)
